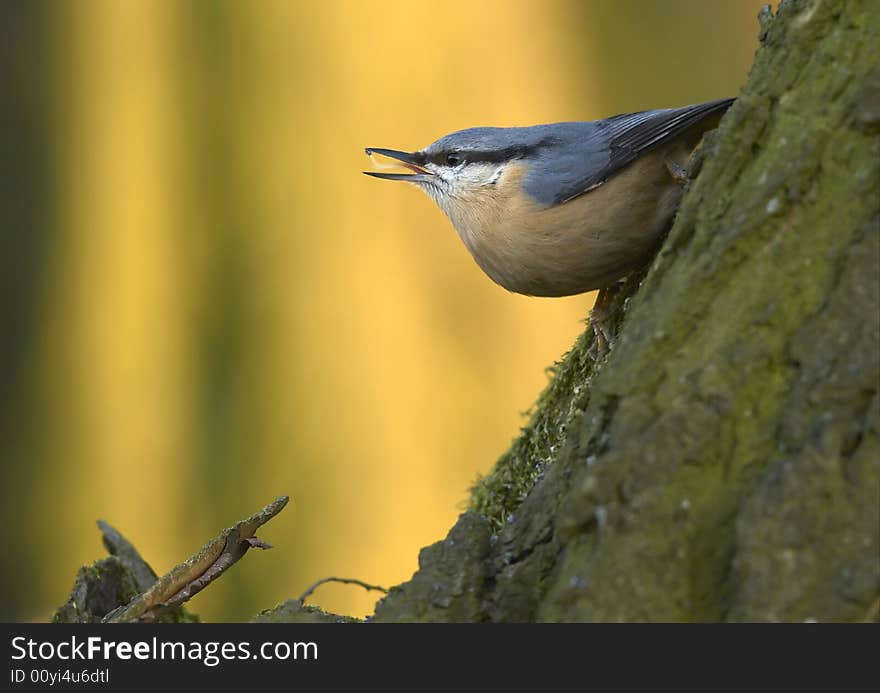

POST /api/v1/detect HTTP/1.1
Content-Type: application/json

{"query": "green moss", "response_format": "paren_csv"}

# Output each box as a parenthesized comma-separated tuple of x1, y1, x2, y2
(468, 329, 596, 532)
(252, 601, 359, 623)
(468, 272, 650, 533)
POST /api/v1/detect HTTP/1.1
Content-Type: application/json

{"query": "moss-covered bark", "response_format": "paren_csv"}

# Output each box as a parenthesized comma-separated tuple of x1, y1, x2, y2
(372, 0, 880, 622)
(53, 557, 197, 624)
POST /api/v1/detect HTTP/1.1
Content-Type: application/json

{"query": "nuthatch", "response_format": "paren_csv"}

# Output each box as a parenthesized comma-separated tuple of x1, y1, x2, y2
(364, 98, 733, 343)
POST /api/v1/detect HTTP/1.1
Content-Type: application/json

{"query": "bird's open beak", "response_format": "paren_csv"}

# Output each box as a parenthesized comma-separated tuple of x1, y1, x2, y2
(363, 148, 433, 182)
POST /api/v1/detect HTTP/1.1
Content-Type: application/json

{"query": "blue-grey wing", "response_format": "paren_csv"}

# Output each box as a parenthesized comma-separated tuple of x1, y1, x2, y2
(525, 98, 734, 206)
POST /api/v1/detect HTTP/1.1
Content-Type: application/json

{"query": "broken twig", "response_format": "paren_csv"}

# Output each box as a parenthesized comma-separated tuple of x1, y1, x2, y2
(298, 576, 388, 604)
(97, 520, 159, 593)
(103, 495, 289, 623)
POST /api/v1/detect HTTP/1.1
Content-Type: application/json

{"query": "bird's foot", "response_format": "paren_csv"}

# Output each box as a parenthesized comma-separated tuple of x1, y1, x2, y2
(665, 158, 689, 185)
(587, 285, 618, 360)
(588, 317, 613, 360)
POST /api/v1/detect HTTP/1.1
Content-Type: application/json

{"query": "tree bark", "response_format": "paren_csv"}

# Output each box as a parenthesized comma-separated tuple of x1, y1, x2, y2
(370, 0, 880, 622)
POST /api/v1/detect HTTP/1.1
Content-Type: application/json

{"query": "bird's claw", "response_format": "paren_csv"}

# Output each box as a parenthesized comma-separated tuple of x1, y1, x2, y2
(587, 286, 619, 361)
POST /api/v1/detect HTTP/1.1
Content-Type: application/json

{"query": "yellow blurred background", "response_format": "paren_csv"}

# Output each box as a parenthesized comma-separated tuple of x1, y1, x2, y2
(0, 0, 766, 621)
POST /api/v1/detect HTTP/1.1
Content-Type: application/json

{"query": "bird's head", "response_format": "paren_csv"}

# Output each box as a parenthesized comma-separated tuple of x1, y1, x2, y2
(364, 127, 543, 216)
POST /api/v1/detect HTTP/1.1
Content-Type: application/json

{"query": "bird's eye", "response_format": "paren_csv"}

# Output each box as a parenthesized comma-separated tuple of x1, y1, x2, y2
(446, 153, 463, 166)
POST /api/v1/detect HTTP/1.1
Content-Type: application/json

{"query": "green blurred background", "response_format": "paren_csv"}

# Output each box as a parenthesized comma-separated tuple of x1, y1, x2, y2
(0, 0, 767, 621)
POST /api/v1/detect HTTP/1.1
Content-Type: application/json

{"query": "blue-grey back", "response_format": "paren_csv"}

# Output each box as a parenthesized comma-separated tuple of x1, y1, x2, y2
(423, 98, 734, 205)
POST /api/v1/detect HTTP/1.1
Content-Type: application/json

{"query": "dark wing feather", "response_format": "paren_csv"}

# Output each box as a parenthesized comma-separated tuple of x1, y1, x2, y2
(557, 97, 734, 204)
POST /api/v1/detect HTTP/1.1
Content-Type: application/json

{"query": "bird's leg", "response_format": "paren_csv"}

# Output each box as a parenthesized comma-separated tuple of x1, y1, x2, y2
(588, 157, 686, 360)
(589, 157, 689, 360)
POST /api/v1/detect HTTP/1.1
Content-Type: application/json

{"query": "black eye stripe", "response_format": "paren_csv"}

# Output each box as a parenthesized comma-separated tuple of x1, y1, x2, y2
(424, 144, 539, 167)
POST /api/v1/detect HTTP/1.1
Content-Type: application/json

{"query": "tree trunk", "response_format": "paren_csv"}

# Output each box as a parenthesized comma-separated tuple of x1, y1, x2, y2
(371, 0, 880, 622)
